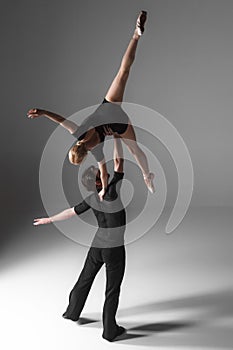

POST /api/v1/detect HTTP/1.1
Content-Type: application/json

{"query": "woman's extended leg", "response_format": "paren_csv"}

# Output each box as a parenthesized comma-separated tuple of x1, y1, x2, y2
(105, 11, 147, 103)
(105, 11, 155, 193)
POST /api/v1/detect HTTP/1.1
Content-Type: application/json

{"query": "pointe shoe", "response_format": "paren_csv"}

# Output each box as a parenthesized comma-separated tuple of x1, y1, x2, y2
(136, 10, 147, 36)
(143, 172, 155, 193)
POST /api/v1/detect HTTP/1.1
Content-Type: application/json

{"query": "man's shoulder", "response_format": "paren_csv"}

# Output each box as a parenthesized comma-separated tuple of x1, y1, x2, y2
(84, 193, 96, 205)
(109, 171, 124, 183)
(103, 171, 124, 201)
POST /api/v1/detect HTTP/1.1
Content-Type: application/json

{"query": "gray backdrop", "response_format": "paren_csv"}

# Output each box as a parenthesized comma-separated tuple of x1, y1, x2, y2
(1, 0, 233, 255)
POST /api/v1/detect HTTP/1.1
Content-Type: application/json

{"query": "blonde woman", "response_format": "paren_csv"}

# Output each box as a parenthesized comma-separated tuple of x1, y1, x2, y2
(28, 11, 154, 200)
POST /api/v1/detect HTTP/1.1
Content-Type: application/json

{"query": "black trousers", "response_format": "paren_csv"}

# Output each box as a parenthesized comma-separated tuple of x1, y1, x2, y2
(63, 245, 126, 340)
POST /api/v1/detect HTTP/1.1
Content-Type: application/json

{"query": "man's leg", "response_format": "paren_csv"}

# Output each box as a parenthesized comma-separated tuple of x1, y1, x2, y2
(105, 11, 147, 103)
(101, 246, 126, 341)
(63, 247, 103, 321)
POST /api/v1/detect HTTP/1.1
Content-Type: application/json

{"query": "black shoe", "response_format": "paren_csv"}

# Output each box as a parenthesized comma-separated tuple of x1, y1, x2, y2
(103, 326, 126, 342)
(62, 312, 79, 322)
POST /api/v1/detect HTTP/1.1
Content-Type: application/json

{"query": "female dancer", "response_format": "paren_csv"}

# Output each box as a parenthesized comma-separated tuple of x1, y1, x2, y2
(28, 11, 154, 200)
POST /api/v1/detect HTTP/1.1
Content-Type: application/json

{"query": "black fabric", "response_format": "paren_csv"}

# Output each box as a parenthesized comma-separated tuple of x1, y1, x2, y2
(102, 98, 110, 104)
(72, 100, 129, 162)
(73, 197, 91, 215)
(74, 171, 125, 248)
(63, 246, 125, 340)
(104, 171, 124, 201)
(64, 172, 126, 339)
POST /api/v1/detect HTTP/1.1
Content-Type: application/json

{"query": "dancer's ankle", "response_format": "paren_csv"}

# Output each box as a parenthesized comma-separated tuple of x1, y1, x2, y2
(133, 30, 140, 40)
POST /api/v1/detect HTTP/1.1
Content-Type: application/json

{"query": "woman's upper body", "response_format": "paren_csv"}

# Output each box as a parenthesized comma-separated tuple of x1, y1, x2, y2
(27, 107, 110, 199)
(27, 101, 128, 200)
(70, 100, 128, 162)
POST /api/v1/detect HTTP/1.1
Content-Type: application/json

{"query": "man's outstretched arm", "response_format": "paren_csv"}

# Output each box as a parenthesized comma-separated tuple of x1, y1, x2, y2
(33, 208, 76, 225)
(33, 198, 92, 226)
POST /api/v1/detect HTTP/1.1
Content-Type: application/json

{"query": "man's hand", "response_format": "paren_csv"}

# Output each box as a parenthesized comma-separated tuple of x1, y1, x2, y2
(98, 188, 106, 201)
(33, 217, 52, 226)
(27, 108, 45, 119)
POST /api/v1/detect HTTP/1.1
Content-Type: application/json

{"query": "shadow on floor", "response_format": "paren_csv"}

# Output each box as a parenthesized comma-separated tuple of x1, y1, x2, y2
(77, 317, 99, 325)
(86, 288, 233, 348)
(129, 321, 195, 332)
(114, 333, 147, 342)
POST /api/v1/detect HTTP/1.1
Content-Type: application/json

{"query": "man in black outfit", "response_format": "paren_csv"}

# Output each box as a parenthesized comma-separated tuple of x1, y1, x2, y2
(33, 137, 126, 342)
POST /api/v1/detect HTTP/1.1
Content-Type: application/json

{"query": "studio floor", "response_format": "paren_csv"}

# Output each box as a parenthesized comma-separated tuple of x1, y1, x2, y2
(1, 207, 233, 350)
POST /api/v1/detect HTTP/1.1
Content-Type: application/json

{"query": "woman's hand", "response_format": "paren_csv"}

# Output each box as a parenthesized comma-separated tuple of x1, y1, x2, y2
(33, 217, 52, 226)
(98, 188, 106, 201)
(27, 108, 45, 119)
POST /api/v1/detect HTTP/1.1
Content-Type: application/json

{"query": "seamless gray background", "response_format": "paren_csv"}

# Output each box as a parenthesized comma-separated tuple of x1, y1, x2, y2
(1, 0, 232, 260)
(1, 1, 233, 349)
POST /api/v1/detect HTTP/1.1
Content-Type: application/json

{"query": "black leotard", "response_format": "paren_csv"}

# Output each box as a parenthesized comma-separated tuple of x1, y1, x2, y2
(72, 99, 129, 162)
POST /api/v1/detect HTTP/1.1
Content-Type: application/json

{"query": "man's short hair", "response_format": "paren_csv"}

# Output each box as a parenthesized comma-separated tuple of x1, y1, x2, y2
(81, 166, 110, 191)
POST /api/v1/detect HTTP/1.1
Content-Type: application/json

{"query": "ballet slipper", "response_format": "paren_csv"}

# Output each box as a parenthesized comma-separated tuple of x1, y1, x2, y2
(136, 10, 147, 36)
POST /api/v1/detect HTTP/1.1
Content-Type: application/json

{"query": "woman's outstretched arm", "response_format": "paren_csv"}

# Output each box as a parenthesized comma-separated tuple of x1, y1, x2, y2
(27, 108, 78, 134)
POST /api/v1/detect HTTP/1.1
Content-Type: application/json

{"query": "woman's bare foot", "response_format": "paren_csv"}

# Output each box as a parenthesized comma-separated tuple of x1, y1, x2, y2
(143, 172, 155, 193)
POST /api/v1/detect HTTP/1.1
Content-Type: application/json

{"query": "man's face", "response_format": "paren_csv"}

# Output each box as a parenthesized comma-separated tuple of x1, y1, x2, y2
(82, 166, 109, 191)
(88, 166, 99, 178)
(94, 168, 102, 188)
(85, 166, 102, 190)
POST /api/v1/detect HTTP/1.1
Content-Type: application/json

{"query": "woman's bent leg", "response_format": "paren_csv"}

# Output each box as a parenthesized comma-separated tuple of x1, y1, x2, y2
(121, 123, 155, 193)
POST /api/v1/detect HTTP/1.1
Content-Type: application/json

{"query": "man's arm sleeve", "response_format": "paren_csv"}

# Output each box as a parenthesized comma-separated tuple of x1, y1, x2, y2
(74, 199, 91, 215)
(109, 172, 124, 186)
(108, 171, 124, 199)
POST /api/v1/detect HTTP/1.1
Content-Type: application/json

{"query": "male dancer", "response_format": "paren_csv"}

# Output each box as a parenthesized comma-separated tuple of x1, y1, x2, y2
(34, 137, 126, 342)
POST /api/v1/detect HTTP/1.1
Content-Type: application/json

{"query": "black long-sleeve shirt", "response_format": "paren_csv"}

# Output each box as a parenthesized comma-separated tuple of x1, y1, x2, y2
(74, 171, 126, 248)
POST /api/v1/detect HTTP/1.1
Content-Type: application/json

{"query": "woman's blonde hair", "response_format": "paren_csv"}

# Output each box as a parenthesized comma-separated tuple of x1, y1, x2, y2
(69, 141, 88, 165)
